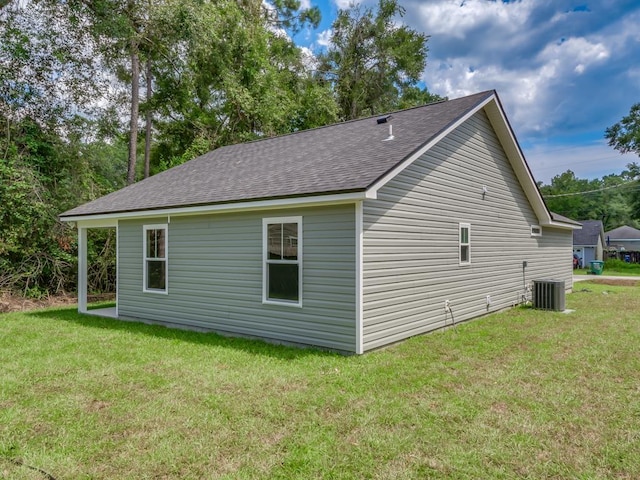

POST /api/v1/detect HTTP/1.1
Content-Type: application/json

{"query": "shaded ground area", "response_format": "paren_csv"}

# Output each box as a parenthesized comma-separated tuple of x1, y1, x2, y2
(0, 292, 114, 313)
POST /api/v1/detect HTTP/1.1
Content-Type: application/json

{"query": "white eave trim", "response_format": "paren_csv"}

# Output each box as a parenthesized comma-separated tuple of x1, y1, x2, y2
(61, 191, 369, 227)
(544, 221, 582, 230)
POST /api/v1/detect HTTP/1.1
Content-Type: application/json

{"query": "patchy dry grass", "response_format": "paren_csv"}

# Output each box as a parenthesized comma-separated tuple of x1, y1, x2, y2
(1, 282, 639, 479)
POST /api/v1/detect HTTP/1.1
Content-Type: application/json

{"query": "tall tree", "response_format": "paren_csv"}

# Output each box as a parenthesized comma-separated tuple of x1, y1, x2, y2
(0, 1, 103, 127)
(606, 104, 640, 220)
(149, 0, 336, 171)
(606, 103, 640, 156)
(318, 0, 441, 120)
(144, 58, 152, 179)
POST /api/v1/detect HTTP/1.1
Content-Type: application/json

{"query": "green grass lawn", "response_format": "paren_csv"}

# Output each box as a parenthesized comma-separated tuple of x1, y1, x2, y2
(574, 259, 640, 276)
(574, 268, 640, 277)
(2, 283, 640, 479)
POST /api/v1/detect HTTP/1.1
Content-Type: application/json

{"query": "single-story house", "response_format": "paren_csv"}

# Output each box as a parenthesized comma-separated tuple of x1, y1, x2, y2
(605, 225, 640, 252)
(60, 90, 579, 354)
(605, 225, 640, 262)
(573, 220, 605, 267)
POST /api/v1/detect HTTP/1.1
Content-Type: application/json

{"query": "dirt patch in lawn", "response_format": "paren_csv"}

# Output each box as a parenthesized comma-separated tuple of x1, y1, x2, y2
(584, 278, 640, 287)
(0, 292, 114, 313)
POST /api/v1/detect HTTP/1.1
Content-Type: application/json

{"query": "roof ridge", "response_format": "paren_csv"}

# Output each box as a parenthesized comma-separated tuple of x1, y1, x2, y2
(215, 90, 496, 152)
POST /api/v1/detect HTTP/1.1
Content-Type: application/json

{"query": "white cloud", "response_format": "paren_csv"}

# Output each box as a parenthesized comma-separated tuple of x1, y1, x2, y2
(415, 0, 534, 39)
(333, 0, 361, 9)
(410, 0, 639, 144)
(537, 37, 609, 74)
(526, 141, 638, 184)
(299, 46, 319, 71)
(424, 59, 559, 134)
(299, 0, 311, 9)
(316, 28, 333, 47)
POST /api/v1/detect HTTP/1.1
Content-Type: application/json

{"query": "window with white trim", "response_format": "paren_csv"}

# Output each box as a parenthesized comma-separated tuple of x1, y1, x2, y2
(459, 223, 471, 265)
(263, 217, 302, 306)
(143, 224, 168, 293)
(530, 225, 542, 237)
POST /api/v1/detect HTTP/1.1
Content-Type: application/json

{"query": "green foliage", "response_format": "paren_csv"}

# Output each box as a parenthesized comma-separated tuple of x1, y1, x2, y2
(159, 134, 212, 172)
(318, 0, 442, 120)
(0, 114, 125, 295)
(150, 1, 338, 170)
(606, 103, 640, 156)
(0, 126, 72, 294)
(604, 259, 640, 272)
(606, 104, 640, 219)
(539, 169, 639, 230)
(1, 1, 102, 126)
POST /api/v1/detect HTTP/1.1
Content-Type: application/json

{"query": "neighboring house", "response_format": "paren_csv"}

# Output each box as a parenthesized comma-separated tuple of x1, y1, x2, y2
(60, 90, 579, 354)
(573, 220, 605, 267)
(605, 225, 640, 252)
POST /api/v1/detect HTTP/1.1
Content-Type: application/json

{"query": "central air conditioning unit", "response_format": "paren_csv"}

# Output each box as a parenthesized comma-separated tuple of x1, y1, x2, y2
(532, 280, 566, 311)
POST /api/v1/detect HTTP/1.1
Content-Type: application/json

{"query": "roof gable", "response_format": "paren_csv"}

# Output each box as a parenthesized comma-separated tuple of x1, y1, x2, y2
(573, 220, 604, 245)
(605, 225, 640, 240)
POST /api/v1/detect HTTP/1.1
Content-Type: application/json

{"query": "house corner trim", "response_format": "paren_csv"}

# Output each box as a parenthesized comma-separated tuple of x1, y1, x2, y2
(355, 201, 364, 354)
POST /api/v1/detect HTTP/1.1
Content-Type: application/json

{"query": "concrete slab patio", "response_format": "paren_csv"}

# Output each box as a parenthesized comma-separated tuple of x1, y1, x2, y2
(85, 307, 118, 319)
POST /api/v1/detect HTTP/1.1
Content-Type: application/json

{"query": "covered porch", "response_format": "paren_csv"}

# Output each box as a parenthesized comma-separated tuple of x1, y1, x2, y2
(75, 219, 118, 317)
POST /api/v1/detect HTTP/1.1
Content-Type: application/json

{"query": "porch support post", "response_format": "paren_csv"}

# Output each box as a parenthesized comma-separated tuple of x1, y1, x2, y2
(78, 226, 88, 313)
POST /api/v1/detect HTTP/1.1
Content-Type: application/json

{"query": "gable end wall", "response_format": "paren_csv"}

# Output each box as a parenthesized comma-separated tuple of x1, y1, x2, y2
(361, 109, 572, 351)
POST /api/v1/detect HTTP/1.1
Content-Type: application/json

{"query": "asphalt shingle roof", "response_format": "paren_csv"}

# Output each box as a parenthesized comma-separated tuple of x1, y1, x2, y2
(61, 91, 494, 218)
(551, 212, 581, 226)
(573, 220, 603, 245)
(605, 225, 640, 240)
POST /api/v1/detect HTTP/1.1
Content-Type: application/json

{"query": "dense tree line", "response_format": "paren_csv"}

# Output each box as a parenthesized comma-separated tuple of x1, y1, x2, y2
(543, 102, 640, 229)
(1, 0, 440, 297)
(539, 165, 640, 231)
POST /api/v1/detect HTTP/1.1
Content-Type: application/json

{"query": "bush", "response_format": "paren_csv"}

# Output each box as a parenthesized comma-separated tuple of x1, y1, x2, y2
(604, 259, 640, 272)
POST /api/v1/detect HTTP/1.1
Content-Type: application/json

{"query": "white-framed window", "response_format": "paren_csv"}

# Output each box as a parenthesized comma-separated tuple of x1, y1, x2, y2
(143, 224, 168, 293)
(530, 225, 542, 237)
(459, 223, 471, 265)
(263, 217, 302, 307)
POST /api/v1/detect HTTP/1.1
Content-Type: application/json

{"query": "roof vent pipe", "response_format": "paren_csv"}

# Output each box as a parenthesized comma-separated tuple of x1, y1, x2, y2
(382, 124, 394, 142)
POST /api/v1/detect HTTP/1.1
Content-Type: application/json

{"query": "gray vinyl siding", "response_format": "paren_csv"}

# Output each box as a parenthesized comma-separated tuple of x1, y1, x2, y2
(362, 110, 573, 351)
(117, 205, 356, 352)
(575, 246, 597, 265)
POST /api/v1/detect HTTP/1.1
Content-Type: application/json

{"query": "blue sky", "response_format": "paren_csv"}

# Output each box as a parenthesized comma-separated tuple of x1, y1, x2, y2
(293, 0, 640, 184)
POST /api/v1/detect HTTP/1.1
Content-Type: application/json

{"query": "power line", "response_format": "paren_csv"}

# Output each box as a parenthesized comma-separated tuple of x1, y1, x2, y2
(543, 180, 639, 198)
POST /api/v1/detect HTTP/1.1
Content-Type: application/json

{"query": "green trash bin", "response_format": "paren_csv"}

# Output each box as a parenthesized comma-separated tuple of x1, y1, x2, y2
(590, 260, 604, 275)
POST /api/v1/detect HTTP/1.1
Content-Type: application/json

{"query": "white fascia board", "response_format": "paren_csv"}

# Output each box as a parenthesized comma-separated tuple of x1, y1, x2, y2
(544, 221, 582, 230)
(366, 95, 495, 196)
(75, 218, 119, 229)
(61, 191, 368, 224)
